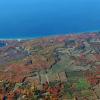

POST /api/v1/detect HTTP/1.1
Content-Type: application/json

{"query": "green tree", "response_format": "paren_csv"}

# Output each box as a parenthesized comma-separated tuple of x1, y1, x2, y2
(76, 79, 90, 90)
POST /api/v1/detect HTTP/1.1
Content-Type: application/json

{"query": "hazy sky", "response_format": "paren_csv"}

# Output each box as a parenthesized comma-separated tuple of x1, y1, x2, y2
(0, 0, 100, 38)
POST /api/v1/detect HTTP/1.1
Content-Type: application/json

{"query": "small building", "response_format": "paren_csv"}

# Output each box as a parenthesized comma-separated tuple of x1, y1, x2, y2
(58, 71, 68, 82)
(89, 41, 100, 53)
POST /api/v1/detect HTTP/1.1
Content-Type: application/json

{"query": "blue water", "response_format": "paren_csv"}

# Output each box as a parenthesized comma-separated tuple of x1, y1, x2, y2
(0, 0, 100, 38)
(0, 42, 6, 47)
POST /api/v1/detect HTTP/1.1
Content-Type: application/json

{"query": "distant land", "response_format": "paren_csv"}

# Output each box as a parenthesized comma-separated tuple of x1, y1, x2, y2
(0, 32, 100, 100)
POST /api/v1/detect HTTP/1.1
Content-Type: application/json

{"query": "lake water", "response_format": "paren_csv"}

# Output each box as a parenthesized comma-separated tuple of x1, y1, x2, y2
(0, 0, 100, 38)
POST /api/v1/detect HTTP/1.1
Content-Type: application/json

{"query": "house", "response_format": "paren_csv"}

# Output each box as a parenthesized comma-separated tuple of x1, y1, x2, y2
(89, 41, 100, 53)
(58, 71, 68, 82)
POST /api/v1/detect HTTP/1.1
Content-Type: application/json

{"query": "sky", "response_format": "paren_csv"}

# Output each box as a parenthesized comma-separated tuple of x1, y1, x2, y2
(0, 0, 100, 38)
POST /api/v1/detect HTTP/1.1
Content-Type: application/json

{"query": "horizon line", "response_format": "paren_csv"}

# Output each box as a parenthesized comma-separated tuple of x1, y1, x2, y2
(0, 30, 99, 40)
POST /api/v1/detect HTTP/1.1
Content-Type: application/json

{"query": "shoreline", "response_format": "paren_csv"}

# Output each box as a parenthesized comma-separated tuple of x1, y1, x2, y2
(0, 30, 99, 40)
